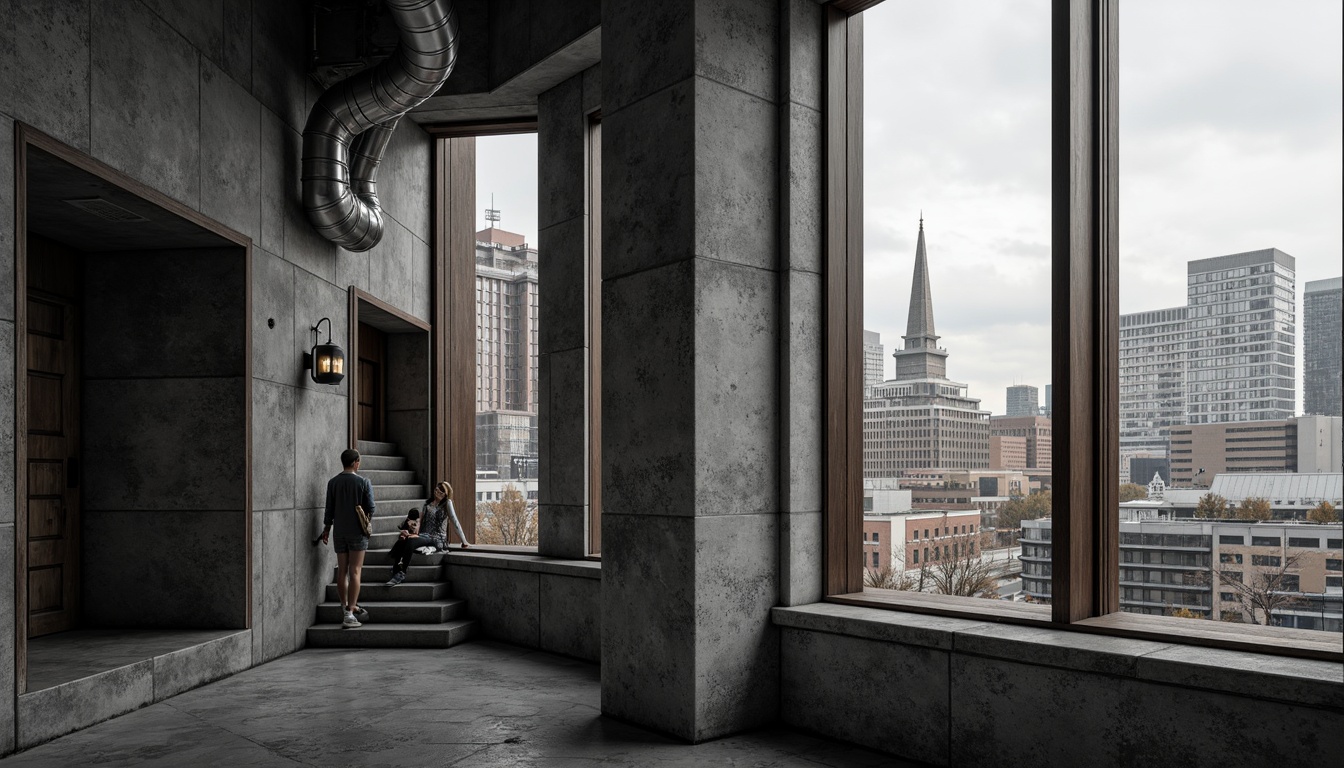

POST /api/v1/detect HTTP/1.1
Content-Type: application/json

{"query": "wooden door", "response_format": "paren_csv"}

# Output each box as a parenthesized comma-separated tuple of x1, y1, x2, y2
(26, 240, 82, 638)
(357, 323, 386, 442)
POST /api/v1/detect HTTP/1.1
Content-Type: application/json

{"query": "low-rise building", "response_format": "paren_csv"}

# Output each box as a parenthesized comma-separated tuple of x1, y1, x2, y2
(1169, 416, 1342, 486)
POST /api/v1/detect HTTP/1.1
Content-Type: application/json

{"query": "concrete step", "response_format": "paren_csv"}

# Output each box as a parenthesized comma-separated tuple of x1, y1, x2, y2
(372, 484, 424, 502)
(357, 439, 398, 456)
(363, 548, 451, 566)
(326, 581, 449, 603)
(333, 564, 442, 584)
(357, 454, 407, 471)
(370, 512, 429, 534)
(306, 619, 476, 649)
(362, 469, 417, 485)
(316, 599, 467, 624)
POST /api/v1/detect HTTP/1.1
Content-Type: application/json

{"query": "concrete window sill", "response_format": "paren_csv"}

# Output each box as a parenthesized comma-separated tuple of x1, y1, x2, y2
(446, 550, 601, 580)
(772, 603, 1344, 710)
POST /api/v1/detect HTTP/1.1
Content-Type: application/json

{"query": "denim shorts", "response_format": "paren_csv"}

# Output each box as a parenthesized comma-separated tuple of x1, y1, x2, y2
(333, 534, 370, 553)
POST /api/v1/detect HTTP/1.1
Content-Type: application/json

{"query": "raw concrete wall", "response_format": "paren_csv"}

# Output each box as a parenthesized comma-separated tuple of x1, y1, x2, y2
(82, 249, 247, 628)
(599, 0, 783, 742)
(446, 552, 601, 662)
(536, 65, 600, 558)
(776, 605, 1344, 768)
(1, 0, 434, 752)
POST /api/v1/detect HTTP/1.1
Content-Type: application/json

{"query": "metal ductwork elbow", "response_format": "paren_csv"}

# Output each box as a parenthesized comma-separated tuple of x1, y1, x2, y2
(302, 0, 458, 252)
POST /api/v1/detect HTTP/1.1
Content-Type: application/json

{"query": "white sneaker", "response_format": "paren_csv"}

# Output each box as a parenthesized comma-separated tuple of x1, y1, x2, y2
(342, 612, 362, 628)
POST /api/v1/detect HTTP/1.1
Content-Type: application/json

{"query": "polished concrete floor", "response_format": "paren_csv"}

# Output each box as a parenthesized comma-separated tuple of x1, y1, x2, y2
(1, 641, 917, 767)
(26, 629, 245, 691)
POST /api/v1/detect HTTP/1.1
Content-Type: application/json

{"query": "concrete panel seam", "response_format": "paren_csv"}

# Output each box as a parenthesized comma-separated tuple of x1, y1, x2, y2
(601, 74, 695, 123)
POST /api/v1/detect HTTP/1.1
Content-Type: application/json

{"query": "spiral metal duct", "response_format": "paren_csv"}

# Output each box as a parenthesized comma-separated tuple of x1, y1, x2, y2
(302, 0, 458, 251)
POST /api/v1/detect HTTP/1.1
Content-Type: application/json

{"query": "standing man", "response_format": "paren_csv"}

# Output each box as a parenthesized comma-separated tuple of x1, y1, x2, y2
(320, 448, 375, 628)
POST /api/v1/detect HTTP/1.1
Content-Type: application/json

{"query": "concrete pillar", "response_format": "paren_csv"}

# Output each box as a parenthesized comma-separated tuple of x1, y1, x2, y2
(537, 67, 601, 558)
(599, 0, 786, 741)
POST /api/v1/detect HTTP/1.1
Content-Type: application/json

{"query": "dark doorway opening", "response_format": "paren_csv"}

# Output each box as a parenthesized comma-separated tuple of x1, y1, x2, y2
(15, 127, 252, 700)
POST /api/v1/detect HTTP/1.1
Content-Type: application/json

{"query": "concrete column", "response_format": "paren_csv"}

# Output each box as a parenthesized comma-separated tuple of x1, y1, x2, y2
(537, 67, 600, 558)
(600, 0, 786, 741)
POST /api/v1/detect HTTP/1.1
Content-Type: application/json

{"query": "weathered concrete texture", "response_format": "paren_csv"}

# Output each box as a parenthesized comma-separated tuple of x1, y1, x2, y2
(257, 109, 288, 257)
(949, 655, 1343, 768)
(250, 0, 310, 133)
(694, 80, 777, 271)
(83, 377, 247, 511)
(379, 119, 433, 243)
(281, 122, 338, 284)
(783, 0, 823, 112)
(84, 249, 247, 379)
(694, 260, 778, 516)
(250, 508, 265, 663)
(251, 248, 296, 385)
(260, 510, 298, 663)
(447, 565, 540, 647)
(539, 573, 601, 662)
(16, 658, 155, 749)
(82, 510, 247, 629)
(782, 628, 951, 764)
(292, 387, 348, 510)
(538, 217, 587, 355)
(601, 79, 695, 280)
(200, 58, 262, 242)
(783, 104, 824, 274)
(152, 629, 252, 701)
(779, 511, 822, 607)
(410, 235, 432, 322)
(538, 74, 585, 230)
(1, 643, 910, 767)
(139, 0, 225, 67)
(293, 507, 333, 646)
(695, 0, 777, 104)
(544, 348, 587, 508)
(537, 504, 587, 560)
(601, 260, 696, 516)
(368, 219, 415, 313)
(0, 524, 15, 754)
(0, 0, 91, 151)
(781, 269, 822, 512)
(693, 514, 779, 737)
(90, 1, 201, 208)
(0, 117, 14, 322)
(600, 513, 696, 739)
(220, 0, 252, 91)
(252, 380, 297, 511)
(600, 1, 693, 116)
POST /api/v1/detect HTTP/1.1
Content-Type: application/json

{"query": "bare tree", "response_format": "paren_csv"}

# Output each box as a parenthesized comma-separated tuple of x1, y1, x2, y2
(1212, 553, 1303, 627)
(476, 484, 538, 546)
(864, 565, 920, 591)
(923, 528, 1002, 598)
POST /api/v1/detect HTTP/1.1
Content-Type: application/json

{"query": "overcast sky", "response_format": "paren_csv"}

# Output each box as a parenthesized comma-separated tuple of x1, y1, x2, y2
(477, 1, 1341, 418)
(863, 0, 1342, 416)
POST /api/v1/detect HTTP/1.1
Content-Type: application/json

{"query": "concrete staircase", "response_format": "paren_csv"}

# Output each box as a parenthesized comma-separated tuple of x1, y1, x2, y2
(306, 439, 476, 648)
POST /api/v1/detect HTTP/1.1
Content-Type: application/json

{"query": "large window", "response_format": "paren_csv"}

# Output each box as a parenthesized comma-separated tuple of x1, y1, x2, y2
(858, 0, 1052, 603)
(1116, 0, 1342, 635)
(825, 0, 1343, 657)
(473, 133, 541, 547)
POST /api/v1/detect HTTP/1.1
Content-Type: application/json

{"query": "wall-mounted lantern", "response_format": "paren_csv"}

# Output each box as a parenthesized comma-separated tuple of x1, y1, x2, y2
(305, 317, 345, 385)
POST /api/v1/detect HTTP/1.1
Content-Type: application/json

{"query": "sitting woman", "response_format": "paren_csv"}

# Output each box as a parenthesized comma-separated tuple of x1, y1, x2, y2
(385, 480, 470, 586)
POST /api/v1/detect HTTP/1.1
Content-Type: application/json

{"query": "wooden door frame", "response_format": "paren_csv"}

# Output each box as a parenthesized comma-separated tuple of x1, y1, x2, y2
(12, 124, 253, 695)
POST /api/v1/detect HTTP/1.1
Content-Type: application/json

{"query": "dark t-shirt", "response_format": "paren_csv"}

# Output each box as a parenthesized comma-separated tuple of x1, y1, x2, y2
(324, 472, 375, 538)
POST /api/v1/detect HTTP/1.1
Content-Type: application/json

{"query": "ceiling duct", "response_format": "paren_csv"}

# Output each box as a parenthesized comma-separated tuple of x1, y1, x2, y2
(302, 0, 459, 252)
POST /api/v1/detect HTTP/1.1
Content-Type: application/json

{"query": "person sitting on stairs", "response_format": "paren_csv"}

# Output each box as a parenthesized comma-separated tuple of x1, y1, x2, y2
(386, 480, 470, 586)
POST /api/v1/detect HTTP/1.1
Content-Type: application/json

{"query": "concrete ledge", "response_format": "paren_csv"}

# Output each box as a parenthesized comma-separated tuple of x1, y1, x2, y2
(447, 550, 602, 579)
(17, 629, 251, 749)
(773, 603, 1344, 710)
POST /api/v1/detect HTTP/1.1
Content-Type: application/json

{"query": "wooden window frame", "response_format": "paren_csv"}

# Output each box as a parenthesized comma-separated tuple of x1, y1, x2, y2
(820, 0, 1341, 662)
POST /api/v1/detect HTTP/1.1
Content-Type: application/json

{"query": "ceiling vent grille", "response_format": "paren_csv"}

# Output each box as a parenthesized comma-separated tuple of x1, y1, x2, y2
(62, 197, 149, 223)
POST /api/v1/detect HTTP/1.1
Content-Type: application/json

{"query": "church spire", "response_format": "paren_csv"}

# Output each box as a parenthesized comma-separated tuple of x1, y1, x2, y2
(904, 215, 939, 348)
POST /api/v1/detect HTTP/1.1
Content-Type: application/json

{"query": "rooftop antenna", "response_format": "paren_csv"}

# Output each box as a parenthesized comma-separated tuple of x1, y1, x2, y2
(485, 194, 500, 229)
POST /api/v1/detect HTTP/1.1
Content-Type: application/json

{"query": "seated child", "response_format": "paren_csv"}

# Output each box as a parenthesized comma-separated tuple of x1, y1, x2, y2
(399, 508, 420, 537)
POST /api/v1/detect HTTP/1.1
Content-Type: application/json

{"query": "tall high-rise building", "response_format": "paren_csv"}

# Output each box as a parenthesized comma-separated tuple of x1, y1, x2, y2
(1304, 277, 1342, 417)
(1119, 306, 1188, 479)
(1006, 385, 1039, 417)
(864, 220, 990, 476)
(475, 226, 540, 477)
(989, 415, 1052, 470)
(1043, 384, 1052, 418)
(1186, 249, 1296, 424)
(863, 330, 885, 390)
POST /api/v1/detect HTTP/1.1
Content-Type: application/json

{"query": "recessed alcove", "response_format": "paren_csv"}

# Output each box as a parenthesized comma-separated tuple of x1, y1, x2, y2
(15, 130, 252, 738)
